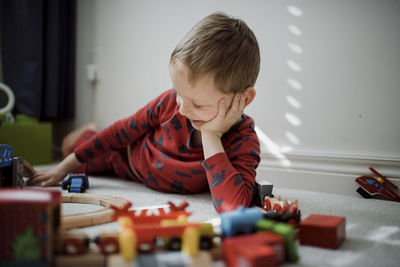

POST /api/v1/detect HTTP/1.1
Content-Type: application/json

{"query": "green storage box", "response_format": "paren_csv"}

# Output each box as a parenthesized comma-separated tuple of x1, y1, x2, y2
(0, 114, 52, 165)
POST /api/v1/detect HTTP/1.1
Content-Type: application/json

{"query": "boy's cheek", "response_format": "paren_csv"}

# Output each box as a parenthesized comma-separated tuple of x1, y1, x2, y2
(224, 95, 235, 110)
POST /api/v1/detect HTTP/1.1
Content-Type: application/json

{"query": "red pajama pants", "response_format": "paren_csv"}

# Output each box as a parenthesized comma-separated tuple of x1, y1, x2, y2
(71, 130, 141, 182)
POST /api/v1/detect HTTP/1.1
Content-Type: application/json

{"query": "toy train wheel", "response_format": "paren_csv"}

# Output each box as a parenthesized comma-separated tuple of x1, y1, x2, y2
(138, 241, 156, 252)
(95, 236, 119, 254)
(61, 182, 68, 190)
(199, 236, 213, 250)
(273, 203, 282, 212)
(167, 237, 182, 251)
(64, 237, 89, 255)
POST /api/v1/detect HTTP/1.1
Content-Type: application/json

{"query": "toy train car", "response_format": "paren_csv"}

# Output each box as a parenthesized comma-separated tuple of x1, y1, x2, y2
(0, 144, 24, 187)
(56, 202, 216, 259)
(220, 206, 263, 237)
(221, 206, 299, 263)
(56, 232, 120, 255)
(62, 173, 89, 193)
(262, 196, 301, 226)
(118, 216, 215, 260)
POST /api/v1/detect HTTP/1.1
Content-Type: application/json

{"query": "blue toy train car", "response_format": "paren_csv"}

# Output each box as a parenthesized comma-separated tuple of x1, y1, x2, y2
(220, 206, 264, 237)
(62, 173, 89, 193)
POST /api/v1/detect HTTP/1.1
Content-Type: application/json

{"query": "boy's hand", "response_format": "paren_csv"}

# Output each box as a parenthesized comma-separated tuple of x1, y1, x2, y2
(200, 93, 247, 138)
(26, 153, 81, 187)
(27, 167, 68, 187)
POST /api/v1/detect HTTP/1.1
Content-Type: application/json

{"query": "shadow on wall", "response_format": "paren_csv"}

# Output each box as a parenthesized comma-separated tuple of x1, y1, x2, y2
(255, 5, 305, 168)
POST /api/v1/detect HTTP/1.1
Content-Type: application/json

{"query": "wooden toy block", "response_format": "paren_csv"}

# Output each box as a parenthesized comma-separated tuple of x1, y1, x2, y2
(223, 232, 284, 267)
(255, 219, 299, 262)
(300, 214, 346, 249)
(0, 189, 61, 265)
(181, 227, 200, 256)
(119, 227, 137, 261)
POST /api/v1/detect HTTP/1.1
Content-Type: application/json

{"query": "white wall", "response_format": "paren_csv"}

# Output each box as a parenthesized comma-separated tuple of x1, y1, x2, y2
(75, 0, 400, 194)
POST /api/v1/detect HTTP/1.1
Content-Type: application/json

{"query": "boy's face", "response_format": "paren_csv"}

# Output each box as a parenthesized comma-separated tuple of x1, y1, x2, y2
(169, 62, 234, 130)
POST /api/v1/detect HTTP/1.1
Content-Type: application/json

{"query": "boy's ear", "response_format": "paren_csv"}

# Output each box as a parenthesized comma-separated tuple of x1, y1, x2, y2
(244, 87, 256, 107)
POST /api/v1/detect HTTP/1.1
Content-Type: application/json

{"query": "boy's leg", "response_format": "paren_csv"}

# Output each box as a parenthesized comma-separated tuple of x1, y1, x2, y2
(62, 122, 141, 182)
(62, 122, 98, 158)
(63, 124, 114, 174)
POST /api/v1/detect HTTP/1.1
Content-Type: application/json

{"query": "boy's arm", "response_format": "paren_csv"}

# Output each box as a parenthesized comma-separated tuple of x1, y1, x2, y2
(201, 129, 260, 213)
(27, 153, 81, 186)
(74, 90, 176, 164)
(200, 94, 260, 213)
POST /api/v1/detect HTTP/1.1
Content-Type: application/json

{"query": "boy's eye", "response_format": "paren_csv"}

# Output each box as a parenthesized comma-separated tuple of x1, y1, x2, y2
(193, 103, 202, 109)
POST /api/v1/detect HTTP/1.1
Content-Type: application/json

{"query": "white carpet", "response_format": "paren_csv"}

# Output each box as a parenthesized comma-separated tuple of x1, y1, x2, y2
(37, 166, 400, 267)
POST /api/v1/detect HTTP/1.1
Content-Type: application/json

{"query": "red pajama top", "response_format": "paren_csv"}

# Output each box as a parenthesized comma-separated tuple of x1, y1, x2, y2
(74, 89, 261, 212)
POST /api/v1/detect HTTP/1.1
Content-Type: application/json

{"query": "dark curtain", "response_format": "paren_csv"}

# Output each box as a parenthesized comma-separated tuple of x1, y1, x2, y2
(0, 0, 76, 119)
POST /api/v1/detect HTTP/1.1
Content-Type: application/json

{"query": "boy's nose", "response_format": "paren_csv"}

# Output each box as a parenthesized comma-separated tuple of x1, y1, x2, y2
(178, 101, 190, 117)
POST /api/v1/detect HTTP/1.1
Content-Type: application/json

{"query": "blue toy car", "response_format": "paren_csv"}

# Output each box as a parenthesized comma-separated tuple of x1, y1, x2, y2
(62, 173, 89, 193)
(220, 206, 264, 237)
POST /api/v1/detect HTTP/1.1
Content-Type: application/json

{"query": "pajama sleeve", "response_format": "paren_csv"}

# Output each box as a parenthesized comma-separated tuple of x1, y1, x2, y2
(74, 89, 176, 163)
(202, 124, 261, 213)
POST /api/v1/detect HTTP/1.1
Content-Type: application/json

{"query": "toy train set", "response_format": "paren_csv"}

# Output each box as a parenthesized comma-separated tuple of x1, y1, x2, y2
(5, 143, 397, 266)
(0, 186, 347, 267)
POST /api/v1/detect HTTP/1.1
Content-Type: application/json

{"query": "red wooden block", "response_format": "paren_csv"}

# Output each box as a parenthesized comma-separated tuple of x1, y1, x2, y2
(0, 188, 61, 264)
(300, 214, 346, 249)
(223, 232, 285, 267)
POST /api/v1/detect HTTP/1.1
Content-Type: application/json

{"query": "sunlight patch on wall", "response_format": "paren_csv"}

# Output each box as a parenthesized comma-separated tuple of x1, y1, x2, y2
(286, 78, 303, 91)
(285, 113, 302, 127)
(285, 131, 301, 145)
(288, 25, 302, 36)
(287, 6, 303, 17)
(286, 95, 302, 109)
(255, 126, 291, 167)
(254, 5, 306, 168)
(284, 5, 304, 150)
(287, 42, 303, 54)
(287, 60, 303, 72)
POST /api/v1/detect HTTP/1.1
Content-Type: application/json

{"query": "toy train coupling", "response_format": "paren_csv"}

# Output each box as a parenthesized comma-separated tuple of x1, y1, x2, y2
(355, 167, 400, 202)
(110, 201, 133, 220)
(168, 200, 189, 211)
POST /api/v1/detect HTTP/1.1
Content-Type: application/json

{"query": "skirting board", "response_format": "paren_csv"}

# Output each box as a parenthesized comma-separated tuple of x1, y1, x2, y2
(256, 151, 400, 196)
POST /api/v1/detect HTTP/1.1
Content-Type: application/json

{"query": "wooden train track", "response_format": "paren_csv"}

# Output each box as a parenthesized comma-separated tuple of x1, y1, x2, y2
(61, 193, 130, 229)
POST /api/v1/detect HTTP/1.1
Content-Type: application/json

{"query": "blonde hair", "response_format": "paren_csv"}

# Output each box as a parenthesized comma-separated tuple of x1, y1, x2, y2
(170, 12, 260, 94)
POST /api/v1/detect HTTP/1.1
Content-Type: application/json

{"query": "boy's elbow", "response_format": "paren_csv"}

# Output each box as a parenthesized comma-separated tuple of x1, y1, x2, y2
(213, 189, 253, 213)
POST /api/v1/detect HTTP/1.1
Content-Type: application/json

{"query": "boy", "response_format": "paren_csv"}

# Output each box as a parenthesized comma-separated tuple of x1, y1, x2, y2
(28, 12, 261, 213)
